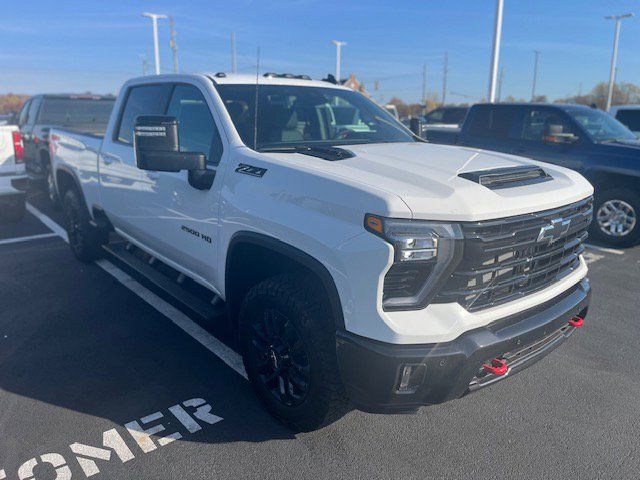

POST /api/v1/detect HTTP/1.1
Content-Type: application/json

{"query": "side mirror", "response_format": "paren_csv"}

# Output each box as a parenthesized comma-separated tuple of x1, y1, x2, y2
(134, 115, 214, 190)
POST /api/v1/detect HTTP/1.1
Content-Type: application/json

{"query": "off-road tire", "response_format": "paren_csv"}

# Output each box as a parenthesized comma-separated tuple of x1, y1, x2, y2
(239, 274, 348, 432)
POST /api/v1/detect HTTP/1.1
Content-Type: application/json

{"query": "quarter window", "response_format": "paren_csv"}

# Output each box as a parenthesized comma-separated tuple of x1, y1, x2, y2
(117, 85, 172, 144)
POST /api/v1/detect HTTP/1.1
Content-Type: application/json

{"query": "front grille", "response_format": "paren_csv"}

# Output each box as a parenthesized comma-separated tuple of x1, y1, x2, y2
(435, 197, 593, 311)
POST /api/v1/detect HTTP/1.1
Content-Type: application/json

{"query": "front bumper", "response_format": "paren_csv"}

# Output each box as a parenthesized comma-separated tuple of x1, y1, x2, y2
(336, 278, 590, 413)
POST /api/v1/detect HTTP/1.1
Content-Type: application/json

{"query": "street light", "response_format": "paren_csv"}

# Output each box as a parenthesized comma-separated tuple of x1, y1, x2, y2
(487, 0, 504, 103)
(142, 12, 168, 75)
(531, 50, 540, 101)
(605, 13, 634, 111)
(331, 40, 347, 82)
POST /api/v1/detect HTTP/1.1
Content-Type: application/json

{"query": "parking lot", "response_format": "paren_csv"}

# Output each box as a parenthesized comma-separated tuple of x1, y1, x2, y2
(0, 183, 638, 480)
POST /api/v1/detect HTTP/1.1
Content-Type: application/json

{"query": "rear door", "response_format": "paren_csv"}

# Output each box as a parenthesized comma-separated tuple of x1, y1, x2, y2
(99, 83, 173, 243)
(459, 105, 524, 154)
(515, 107, 585, 171)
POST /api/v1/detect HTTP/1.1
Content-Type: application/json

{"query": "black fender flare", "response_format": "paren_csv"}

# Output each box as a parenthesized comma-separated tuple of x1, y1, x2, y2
(226, 231, 345, 329)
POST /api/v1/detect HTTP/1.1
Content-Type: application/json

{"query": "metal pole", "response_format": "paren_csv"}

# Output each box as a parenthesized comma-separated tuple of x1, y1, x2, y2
(169, 16, 179, 73)
(488, 0, 504, 103)
(497, 67, 504, 102)
(605, 13, 633, 111)
(442, 52, 448, 106)
(139, 55, 148, 76)
(332, 40, 346, 81)
(142, 13, 168, 75)
(531, 50, 540, 101)
(422, 63, 427, 105)
(231, 32, 237, 73)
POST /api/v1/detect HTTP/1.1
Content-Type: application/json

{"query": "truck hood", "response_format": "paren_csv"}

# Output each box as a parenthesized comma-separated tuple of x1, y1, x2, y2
(293, 142, 593, 221)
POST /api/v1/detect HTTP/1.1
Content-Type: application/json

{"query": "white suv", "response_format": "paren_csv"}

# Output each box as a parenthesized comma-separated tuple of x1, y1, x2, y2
(51, 73, 593, 431)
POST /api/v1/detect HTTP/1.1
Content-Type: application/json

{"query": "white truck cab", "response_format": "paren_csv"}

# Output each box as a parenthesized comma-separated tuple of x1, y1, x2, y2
(0, 125, 27, 221)
(51, 73, 593, 431)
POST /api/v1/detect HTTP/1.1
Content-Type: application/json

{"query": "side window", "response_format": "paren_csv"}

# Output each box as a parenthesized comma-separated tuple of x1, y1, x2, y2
(117, 85, 172, 144)
(467, 106, 522, 139)
(523, 109, 574, 143)
(616, 110, 640, 132)
(166, 85, 223, 166)
(27, 98, 41, 125)
(426, 109, 444, 123)
(18, 100, 31, 126)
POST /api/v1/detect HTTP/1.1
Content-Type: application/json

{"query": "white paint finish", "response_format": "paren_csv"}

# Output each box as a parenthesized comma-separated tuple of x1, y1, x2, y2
(169, 404, 202, 433)
(49, 72, 593, 347)
(0, 469, 5, 479)
(0, 232, 58, 246)
(18, 454, 71, 480)
(0, 125, 21, 174)
(182, 398, 224, 425)
(70, 429, 135, 477)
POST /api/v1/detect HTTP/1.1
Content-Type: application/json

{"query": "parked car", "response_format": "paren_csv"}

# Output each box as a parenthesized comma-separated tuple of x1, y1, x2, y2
(17, 94, 115, 207)
(424, 106, 468, 131)
(51, 73, 592, 431)
(428, 103, 640, 246)
(610, 105, 640, 137)
(0, 125, 27, 221)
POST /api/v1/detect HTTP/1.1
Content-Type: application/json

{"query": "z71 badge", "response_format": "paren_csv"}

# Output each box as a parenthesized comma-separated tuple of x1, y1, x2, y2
(235, 163, 267, 178)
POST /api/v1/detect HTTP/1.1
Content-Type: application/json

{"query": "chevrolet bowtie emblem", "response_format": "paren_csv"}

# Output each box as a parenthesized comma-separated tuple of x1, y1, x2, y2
(537, 218, 571, 243)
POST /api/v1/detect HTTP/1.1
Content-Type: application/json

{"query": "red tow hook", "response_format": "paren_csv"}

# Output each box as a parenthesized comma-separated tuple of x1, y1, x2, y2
(482, 358, 509, 376)
(569, 316, 584, 328)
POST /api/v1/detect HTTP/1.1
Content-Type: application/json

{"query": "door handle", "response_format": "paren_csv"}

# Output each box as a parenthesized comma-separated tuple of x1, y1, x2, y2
(100, 153, 120, 165)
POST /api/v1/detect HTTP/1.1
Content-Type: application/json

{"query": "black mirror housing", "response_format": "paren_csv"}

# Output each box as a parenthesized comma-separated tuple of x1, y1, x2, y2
(134, 115, 206, 172)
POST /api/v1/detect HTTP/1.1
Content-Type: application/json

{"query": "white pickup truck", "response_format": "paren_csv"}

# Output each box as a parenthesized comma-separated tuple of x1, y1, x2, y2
(0, 125, 27, 221)
(51, 73, 593, 431)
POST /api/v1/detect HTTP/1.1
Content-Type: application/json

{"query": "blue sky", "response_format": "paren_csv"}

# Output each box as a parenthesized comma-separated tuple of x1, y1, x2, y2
(2, 0, 640, 104)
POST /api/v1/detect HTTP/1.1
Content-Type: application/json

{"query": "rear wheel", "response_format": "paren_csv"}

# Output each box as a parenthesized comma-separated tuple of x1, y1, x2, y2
(63, 189, 105, 262)
(591, 188, 640, 247)
(239, 274, 348, 431)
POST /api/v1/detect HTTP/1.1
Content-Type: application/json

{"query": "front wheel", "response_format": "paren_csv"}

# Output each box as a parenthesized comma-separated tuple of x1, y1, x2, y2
(63, 189, 105, 263)
(239, 274, 348, 431)
(591, 188, 640, 247)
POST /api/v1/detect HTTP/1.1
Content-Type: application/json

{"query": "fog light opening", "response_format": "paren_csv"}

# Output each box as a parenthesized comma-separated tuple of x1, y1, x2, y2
(396, 364, 426, 394)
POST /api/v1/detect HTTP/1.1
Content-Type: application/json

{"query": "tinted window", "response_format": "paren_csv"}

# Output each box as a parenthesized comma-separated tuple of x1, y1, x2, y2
(216, 84, 414, 150)
(615, 110, 640, 132)
(466, 106, 522, 139)
(426, 108, 467, 124)
(166, 85, 223, 165)
(27, 98, 40, 126)
(18, 100, 31, 126)
(117, 85, 172, 144)
(523, 109, 575, 142)
(39, 98, 114, 126)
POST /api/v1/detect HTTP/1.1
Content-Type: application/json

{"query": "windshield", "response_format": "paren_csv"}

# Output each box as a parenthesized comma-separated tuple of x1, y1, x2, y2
(215, 84, 415, 150)
(567, 108, 636, 143)
(39, 98, 115, 126)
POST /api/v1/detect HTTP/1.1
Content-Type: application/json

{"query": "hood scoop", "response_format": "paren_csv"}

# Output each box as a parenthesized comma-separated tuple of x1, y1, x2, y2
(459, 165, 552, 190)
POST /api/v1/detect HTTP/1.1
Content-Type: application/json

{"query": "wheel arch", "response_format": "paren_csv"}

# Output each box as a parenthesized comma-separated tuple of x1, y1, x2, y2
(225, 231, 345, 330)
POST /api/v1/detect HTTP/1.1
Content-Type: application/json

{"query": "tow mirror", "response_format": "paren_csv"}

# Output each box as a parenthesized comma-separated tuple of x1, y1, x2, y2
(134, 115, 214, 190)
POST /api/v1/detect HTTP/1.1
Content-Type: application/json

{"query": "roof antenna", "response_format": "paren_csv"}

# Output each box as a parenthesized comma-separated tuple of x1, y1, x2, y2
(253, 47, 260, 150)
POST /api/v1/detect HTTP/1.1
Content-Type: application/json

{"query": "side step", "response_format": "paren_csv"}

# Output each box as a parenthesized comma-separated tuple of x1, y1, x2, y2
(103, 243, 225, 321)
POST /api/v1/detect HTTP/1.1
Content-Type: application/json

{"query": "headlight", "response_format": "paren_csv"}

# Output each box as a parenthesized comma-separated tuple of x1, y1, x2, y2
(365, 214, 463, 311)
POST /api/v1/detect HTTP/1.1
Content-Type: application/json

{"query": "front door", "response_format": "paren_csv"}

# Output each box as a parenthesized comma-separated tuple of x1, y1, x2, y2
(515, 107, 585, 172)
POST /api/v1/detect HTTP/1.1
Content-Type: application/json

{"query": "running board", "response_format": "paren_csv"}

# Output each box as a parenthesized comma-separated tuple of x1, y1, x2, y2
(102, 243, 225, 321)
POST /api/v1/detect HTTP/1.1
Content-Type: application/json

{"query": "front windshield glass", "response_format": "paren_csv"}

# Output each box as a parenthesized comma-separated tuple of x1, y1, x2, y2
(567, 108, 636, 143)
(215, 84, 415, 150)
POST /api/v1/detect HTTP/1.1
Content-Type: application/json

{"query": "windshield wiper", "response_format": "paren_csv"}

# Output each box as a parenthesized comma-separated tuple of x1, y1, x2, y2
(259, 145, 355, 161)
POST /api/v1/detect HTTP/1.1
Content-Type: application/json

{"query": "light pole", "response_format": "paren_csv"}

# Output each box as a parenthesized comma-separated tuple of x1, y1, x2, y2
(487, 0, 504, 103)
(231, 32, 237, 73)
(139, 54, 148, 76)
(169, 16, 179, 73)
(332, 40, 346, 82)
(142, 12, 168, 75)
(531, 50, 540, 101)
(605, 13, 634, 111)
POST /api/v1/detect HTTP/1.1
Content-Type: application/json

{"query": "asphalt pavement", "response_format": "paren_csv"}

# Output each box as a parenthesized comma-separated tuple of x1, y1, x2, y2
(0, 185, 639, 480)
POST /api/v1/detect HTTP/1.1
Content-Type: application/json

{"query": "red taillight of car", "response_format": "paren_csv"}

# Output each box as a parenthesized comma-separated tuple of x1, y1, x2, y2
(12, 131, 24, 163)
